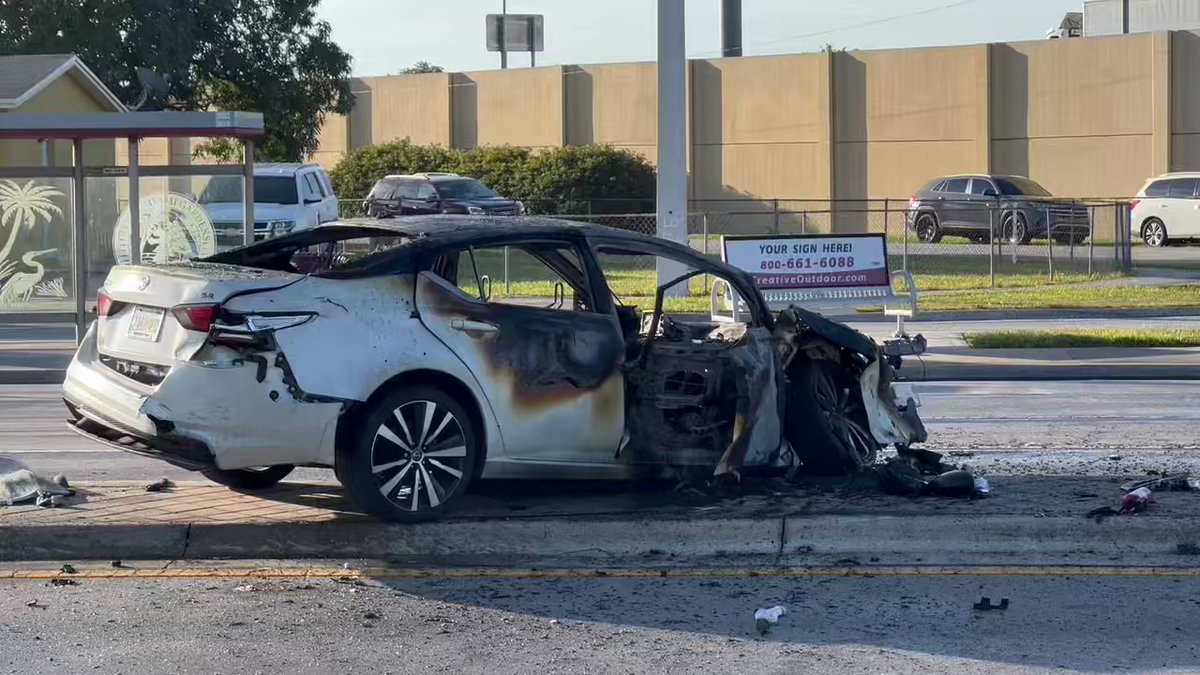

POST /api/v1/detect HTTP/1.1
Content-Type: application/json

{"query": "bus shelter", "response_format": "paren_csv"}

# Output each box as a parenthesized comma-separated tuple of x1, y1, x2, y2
(0, 111, 264, 340)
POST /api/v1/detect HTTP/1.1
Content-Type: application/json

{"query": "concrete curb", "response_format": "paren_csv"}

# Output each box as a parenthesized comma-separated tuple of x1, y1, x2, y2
(912, 360, 1200, 382)
(5, 513, 1200, 567)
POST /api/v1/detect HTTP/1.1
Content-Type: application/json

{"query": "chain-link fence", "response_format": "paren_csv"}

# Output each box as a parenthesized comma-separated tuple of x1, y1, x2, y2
(333, 197, 1133, 296)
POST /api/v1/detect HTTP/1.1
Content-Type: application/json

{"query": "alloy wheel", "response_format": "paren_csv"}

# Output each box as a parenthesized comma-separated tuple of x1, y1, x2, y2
(811, 366, 877, 465)
(1144, 221, 1167, 247)
(370, 399, 468, 512)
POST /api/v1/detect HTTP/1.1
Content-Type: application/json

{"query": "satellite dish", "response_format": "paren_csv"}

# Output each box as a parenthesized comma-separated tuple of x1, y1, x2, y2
(133, 67, 183, 111)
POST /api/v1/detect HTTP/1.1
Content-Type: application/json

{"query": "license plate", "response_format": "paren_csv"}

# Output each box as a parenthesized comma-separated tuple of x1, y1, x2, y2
(127, 306, 165, 342)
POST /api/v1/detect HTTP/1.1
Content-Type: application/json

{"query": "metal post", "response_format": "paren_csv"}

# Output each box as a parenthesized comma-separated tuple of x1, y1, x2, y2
(39, 139, 50, 167)
(499, 0, 508, 69)
(772, 199, 780, 234)
(528, 17, 536, 67)
(802, 210, 808, 234)
(988, 208, 995, 288)
(242, 139, 256, 246)
(128, 137, 140, 264)
(883, 197, 889, 241)
(1088, 205, 1095, 276)
(903, 208, 910, 271)
(72, 139, 87, 343)
(702, 213, 710, 292)
(721, 0, 742, 57)
(656, 0, 688, 296)
(1046, 204, 1054, 281)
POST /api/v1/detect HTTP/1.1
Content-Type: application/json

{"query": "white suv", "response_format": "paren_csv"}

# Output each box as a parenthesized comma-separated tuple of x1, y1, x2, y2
(1131, 173, 1200, 247)
(199, 163, 340, 246)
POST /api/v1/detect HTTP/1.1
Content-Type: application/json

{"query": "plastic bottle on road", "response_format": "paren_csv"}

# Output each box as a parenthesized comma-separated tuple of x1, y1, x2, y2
(1120, 486, 1152, 514)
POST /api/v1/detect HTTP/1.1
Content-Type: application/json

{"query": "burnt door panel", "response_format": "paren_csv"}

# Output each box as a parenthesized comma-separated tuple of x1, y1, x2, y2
(415, 272, 625, 463)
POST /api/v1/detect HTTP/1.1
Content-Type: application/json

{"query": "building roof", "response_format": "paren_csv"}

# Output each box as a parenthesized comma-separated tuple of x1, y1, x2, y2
(0, 54, 126, 112)
(0, 111, 264, 140)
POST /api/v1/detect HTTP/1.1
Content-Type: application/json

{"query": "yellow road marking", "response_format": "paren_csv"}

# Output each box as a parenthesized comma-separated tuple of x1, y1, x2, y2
(3, 565, 1200, 581)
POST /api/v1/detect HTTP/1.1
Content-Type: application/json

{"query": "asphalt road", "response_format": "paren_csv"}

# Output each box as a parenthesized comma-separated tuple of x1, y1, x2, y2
(4, 380, 1200, 483)
(1, 568, 1198, 673)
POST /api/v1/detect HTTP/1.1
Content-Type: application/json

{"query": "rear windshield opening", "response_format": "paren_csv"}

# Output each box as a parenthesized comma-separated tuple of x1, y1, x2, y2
(201, 228, 411, 274)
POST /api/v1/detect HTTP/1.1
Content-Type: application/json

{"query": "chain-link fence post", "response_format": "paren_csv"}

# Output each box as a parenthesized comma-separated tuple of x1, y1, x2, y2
(703, 213, 711, 293)
(503, 245, 511, 294)
(772, 199, 780, 235)
(801, 210, 808, 234)
(1046, 204, 1054, 281)
(883, 198, 889, 243)
(988, 207, 995, 289)
(902, 205, 909, 272)
(1088, 205, 1095, 276)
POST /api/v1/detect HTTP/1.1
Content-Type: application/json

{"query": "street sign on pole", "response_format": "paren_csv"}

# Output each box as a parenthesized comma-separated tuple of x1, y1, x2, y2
(487, 14, 544, 54)
(657, 0, 688, 296)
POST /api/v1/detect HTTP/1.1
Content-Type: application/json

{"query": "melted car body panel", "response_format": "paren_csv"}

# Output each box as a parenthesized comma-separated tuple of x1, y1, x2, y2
(414, 271, 626, 463)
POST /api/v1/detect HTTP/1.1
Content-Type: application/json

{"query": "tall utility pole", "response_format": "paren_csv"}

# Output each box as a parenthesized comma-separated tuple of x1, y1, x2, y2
(500, 0, 508, 69)
(721, 0, 742, 57)
(657, 0, 688, 294)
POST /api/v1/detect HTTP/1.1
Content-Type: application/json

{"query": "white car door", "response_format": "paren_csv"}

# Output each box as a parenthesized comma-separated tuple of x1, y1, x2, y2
(298, 171, 331, 225)
(1170, 178, 1200, 237)
(315, 170, 340, 221)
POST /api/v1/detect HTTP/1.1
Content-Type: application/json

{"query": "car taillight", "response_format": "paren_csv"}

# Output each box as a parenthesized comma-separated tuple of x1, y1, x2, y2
(1130, 199, 1140, 210)
(171, 304, 217, 332)
(96, 291, 113, 318)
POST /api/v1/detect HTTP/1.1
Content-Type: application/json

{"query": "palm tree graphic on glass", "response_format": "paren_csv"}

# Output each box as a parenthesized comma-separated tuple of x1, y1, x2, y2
(0, 180, 65, 306)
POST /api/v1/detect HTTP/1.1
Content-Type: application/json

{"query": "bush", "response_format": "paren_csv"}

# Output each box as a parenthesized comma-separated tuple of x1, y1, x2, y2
(329, 140, 656, 214)
(518, 145, 656, 215)
(328, 139, 461, 201)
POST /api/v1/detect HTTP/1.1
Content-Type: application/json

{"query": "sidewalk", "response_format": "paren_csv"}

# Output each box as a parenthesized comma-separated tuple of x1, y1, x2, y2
(3, 477, 1199, 566)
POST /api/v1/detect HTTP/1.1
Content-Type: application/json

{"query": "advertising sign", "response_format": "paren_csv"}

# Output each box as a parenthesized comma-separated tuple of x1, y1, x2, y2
(722, 234, 889, 290)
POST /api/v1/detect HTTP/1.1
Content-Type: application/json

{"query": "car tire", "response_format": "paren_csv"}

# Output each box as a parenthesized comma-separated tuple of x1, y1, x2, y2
(1001, 211, 1031, 245)
(914, 213, 942, 243)
(1142, 218, 1169, 247)
(337, 385, 480, 523)
(784, 359, 880, 475)
(201, 465, 294, 490)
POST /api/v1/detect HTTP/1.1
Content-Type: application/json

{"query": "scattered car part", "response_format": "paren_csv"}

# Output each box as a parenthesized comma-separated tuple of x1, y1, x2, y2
(973, 597, 1009, 611)
(1119, 486, 1153, 514)
(144, 477, 173, 492)
(754, 605, 788, 636)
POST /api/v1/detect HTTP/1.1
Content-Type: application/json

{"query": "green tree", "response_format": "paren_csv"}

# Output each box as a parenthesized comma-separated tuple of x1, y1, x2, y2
(0, 0, 354, 162)
(399, 61, 444, 74)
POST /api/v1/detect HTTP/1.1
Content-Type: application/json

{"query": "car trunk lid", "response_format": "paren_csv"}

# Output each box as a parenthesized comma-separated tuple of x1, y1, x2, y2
(96, 263, 302, 367)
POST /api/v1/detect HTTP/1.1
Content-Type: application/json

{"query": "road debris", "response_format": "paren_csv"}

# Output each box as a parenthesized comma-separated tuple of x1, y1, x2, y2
(144, 477, 174, 492)
(52, 474, 69, 489)
(110, 561, 123, 568)
(973, 597, 1009, 611)
(1, 455, 74, 506)
(754, 605, 787, 636)
(1121, 474, 1190, 493)
(1119, 487, 1153, 514)
(876, 450, 991, 499)
(48, 578, 78, 587)
(233, 584, 256, 592)
(24, 600, 45, 609)
(60, 564, 76, 575)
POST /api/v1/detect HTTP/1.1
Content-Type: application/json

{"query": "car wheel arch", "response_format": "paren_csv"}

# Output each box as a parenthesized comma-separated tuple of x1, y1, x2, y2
(335, 368, 490, 480)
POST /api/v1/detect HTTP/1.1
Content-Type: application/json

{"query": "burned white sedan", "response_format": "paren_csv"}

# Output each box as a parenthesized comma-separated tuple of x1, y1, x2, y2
(63, 217, 926, 522)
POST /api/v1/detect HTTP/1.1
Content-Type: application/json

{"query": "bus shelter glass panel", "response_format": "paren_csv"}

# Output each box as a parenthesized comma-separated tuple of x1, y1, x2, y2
(84, 175, 245, 300)
(0, 177, 75, 314)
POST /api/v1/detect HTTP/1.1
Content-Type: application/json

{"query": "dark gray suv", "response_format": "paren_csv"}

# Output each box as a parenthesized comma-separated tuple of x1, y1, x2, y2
(906, 175, 1090, 244)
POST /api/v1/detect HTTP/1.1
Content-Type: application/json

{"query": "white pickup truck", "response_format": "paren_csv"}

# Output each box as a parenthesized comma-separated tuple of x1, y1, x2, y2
(199, 163, 339, 246)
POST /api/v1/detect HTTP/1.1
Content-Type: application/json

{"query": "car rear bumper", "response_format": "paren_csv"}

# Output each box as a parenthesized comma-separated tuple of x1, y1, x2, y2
(63, 326, 216, 470)
(63, 324, 341, 471)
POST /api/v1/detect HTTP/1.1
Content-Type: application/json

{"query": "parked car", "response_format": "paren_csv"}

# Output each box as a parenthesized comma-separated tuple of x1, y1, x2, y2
(907, 174, 1090, 245)
(1131, 172, 1200, 247)
(199, 163, 339, 246)
(62, 216, 926, 523)
(362, 173, 524, 218)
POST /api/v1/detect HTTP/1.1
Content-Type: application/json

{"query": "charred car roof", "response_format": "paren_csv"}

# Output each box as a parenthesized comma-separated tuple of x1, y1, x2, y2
(202, 215, 773, 324)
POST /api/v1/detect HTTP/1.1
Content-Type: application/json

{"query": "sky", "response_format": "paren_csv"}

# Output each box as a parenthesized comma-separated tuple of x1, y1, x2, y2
(316, 0, 1086, 77)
